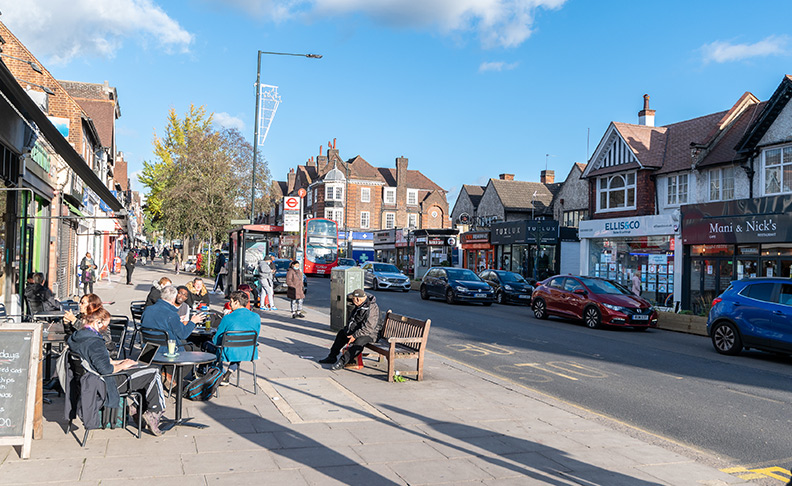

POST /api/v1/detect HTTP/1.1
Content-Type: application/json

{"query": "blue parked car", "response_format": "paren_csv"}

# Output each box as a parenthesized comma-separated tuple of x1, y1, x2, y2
(708, 278, 792, 355)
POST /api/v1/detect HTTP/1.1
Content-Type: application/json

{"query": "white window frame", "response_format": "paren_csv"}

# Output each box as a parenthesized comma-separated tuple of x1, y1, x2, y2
(708, 167, 735, 201)
(408, 213, 417, 229)
(326, 184, 344, 201)
(360, 211, 370, 229)
(406, 189, 418, 206)
(596, 172, 636, 212)
(324, 208, 343, 224)
(360, 187, 371, 203)
(666, 174, 688, 206)
(384, 212, 395, 229)
(383, 188, 396, 205)
(762, 146, 792, 195)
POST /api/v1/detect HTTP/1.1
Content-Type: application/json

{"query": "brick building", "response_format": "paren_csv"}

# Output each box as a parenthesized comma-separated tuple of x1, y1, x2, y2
(267, 141, 450, 233)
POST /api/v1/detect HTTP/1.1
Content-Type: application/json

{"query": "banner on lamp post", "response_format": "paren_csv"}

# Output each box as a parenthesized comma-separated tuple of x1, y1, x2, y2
(257, 85, 281, 145)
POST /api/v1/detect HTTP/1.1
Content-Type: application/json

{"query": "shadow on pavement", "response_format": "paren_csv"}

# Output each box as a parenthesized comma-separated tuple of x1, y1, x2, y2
(266, 378, 663, 485)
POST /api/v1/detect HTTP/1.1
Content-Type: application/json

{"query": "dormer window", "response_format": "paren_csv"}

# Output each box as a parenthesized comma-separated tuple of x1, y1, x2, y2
(597, 172, 636, 212)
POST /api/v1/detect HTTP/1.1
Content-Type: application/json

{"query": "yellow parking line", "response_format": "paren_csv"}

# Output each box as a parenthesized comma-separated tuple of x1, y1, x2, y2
(515, 363, 579, 381)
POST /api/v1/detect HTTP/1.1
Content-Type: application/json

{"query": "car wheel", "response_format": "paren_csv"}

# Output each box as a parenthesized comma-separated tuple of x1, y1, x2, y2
(445, 289, 456, 305)
(373, 280, 379, 291)
(496, 291, 505, 304)
(420, 285, 429, 300)
(712, 321, 743, 355)
(532, 298, 547, 319)
(584, 306, 601, 329)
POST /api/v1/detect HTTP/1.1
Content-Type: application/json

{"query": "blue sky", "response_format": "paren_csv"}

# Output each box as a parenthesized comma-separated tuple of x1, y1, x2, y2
(3, 0, 792, 205)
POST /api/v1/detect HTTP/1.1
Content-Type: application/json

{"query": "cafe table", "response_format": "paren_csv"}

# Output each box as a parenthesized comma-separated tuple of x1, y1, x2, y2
(152, 349, 216, 429)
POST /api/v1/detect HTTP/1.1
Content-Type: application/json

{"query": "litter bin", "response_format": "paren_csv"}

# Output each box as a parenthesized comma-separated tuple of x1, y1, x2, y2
(330, 266, 365, 331)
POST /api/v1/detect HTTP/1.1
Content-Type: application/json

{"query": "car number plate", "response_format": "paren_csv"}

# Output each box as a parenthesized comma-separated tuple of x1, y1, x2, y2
(475, 293, 486, 298)
(518, 295, 530, 299)
(632, 315, 649, 321)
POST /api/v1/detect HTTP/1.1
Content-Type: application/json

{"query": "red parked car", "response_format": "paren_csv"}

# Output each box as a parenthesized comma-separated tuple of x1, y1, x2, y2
(531, 275, 658, 330)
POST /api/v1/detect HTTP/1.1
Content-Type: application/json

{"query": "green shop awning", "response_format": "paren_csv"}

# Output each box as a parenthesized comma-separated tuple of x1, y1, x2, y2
(65, 201, 85, 218)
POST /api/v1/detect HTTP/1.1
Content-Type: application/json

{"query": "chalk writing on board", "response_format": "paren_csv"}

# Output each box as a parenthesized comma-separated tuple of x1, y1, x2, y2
(0, 335, 33, 437)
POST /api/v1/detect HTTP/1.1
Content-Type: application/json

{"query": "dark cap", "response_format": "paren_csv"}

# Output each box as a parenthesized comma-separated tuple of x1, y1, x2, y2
(350, 289, 366, 299)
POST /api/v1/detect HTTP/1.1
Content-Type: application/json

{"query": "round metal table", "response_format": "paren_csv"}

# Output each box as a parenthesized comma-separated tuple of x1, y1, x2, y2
(152, 350, 217, 429)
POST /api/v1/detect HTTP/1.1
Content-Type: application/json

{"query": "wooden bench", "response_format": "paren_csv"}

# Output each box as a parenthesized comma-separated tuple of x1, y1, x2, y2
(365, 310, 431, 382)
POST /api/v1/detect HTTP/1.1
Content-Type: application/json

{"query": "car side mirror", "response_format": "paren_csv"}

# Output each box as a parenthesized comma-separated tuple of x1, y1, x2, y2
(574, 289, 587, 295)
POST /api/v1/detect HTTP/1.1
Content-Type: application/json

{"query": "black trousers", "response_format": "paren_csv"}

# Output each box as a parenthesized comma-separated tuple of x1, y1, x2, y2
(111, 366, 165, 413)
(328, 330, 374, 365)
(125, 264, 134, 284)
(83, 281, 94, 295)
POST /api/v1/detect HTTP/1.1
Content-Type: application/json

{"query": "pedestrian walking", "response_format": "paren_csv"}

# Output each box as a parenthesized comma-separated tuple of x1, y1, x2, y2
(173, 249, 182, 274)
(631, 270, 642, 296)
(125, 249, 136, 285)
(79, 252, 97, 295)
(213, 249, 226, 293)
(257, 255, 276, 310)
(286, 260, 305, 318)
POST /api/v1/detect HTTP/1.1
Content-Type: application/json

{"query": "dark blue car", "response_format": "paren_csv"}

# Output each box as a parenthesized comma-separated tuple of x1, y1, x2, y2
(420, 267, 494, 305)
(708, 278, 792, 355)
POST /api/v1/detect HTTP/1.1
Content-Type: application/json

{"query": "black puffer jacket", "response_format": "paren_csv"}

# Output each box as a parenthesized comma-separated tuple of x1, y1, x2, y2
(66, 328, 120, 410)
(346, 293, 381, 340)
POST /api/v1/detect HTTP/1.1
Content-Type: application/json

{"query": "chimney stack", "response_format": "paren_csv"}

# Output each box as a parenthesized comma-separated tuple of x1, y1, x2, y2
(638, 94, 655, 127)
(499, 174, 514, 181)
(287, 168, 296, 193)
(396, 157, 408, 187)
(540, 170, 555, 184)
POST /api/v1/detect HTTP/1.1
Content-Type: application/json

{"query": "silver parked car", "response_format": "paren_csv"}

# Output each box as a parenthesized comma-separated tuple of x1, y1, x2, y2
(362, 262, 411, 292)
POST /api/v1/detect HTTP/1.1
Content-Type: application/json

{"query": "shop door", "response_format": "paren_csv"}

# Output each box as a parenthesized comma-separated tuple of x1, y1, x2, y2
(718, 259, 733, 294)
(690, 258, 719, 314)
(783, 259, 792, 279)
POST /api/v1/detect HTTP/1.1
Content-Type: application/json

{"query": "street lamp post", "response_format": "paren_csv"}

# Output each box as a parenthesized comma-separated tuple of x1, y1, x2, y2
(250, 51, 322, 223)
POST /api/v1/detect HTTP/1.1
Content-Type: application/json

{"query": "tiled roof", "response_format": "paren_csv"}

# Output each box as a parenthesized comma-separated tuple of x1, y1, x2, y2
(77, 99, 115, 149)
(574, 163, 587, 172)
(613, 123, 668, 168)
(346, 156, 384, 181)
(378, 168, 445, 192)
(462, 184, 485, 207)
(489, 178, 556, 213)
(693, 101, 765, 170)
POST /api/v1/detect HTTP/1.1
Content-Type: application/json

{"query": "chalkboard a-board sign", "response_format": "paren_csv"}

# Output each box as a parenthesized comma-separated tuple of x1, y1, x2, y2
(0, 324, 42, 459)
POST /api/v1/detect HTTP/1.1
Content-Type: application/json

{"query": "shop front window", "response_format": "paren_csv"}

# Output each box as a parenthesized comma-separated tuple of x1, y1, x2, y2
(588, 236, 673, 306)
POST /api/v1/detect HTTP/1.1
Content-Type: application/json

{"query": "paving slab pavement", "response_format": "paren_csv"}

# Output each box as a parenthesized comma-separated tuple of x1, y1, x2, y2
(0, 262, 763, 485)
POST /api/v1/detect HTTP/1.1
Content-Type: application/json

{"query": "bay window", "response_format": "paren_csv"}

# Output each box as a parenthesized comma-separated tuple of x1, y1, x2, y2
(763, 146, 792, 195)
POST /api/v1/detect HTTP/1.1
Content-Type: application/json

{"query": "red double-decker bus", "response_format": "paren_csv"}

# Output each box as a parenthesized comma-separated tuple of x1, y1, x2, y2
(303, 218, 338, 275)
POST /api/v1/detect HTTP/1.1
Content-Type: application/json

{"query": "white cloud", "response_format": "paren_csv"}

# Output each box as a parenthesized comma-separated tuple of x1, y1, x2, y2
(479, 61, 519, 72)
(701, 35, 790, 64)
(215, 0, 567, 48)
(128, 170, 143, 192)
(213, 112, 246, 131)
(1, 0, 194, 64)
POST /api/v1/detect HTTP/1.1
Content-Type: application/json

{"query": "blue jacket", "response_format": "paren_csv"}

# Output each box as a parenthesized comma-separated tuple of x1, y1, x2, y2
(141, 299, 195, 347)
(212, 307, 260, 362)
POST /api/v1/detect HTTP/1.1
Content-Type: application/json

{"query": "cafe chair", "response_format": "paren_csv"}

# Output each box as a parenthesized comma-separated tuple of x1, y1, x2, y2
(109, 316, 130, 359)
(64, 352, 142, 446)
(128, 301, 146, 351)
(217, 330, 259, 395)
(140, 328, 176, 397)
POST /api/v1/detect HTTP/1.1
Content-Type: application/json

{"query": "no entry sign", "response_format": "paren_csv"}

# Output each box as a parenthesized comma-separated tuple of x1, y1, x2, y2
(284, 196, 300, 210)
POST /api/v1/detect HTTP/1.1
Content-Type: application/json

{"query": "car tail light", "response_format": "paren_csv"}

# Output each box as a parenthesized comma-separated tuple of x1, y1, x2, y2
(711, 297, 722, 308)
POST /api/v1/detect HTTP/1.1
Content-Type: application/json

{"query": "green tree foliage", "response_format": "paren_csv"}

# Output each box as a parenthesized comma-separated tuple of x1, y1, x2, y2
(139, 105, 270, 243)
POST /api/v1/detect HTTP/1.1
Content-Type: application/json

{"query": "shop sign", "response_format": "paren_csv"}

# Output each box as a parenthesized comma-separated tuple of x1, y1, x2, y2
(427, 237, 444, 245)
(681, 195, 792, 244)
(374, 230, 395, 244)
(415, 237, 428, 245)
(491, 220, 559, 245)
(461, 231, 490, 244)
(579, 214, 676, 239)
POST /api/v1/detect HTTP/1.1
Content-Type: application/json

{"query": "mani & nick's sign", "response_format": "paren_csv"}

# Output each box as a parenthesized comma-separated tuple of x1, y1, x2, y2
(681, 195, 792, 244)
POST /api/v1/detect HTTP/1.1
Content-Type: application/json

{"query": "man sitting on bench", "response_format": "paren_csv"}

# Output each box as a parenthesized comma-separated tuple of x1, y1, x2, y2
(319, 289, 381, 370)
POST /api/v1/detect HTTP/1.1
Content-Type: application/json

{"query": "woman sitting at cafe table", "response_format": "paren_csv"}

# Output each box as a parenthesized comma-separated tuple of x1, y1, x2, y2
(67, 308, 168, 436)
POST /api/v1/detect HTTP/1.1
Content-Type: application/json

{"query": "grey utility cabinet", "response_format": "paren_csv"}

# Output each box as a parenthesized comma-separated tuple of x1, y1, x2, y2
(330, 266, 365, 331)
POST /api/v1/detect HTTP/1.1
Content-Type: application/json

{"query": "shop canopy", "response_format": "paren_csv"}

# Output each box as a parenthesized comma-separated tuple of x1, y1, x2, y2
(0, 61, 123, 213)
